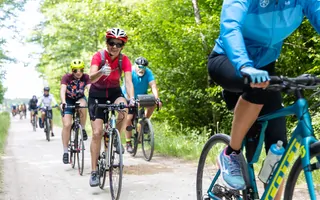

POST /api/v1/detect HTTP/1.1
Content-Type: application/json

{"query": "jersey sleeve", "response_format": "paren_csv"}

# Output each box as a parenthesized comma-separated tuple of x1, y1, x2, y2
(220, 0, 253, 76)
(147, 68, 155, 83)
(122, 55, 132, 72)
(61, 74, 69, 85)
(304, 0, 320, 33)
(91, 51, 102, 68)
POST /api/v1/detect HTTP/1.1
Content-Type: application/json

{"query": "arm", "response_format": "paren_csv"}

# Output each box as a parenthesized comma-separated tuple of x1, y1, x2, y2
(85, 84, 91, 92)
(37, 97, 43, 108)
(89, 65, 104, 83)
(60, 84, 67, 104)
(124, 71, 134, 99)
(51, 95, 58, 106)
(304, 0, 320, 33)
(149, 80, 159, 99)
(220, 0, 253, 76)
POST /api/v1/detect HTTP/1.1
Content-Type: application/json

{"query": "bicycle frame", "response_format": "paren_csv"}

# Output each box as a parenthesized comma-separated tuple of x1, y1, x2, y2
(245, 97, 320, 200)
(207, 98, 320, 200)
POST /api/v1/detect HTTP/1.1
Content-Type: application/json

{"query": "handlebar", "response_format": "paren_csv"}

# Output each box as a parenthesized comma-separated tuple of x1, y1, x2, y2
(93, 99, 130, 120)
(244, 74, 320, 91)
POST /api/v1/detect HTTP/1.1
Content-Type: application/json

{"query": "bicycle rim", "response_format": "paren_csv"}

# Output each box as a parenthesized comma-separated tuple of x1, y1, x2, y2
(141, 119, 154, 161)
(109, 129, 123, 200)
(99, 135, 108, 189)
(284, 145, 320, 199)
(33, 116, 36, 131)
(196, 134, 246, 200)
(77, 125, 84, 176)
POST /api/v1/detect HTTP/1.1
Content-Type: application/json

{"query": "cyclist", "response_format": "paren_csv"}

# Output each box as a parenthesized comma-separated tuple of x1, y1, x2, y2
(88, 28, 134, 187)
(60, 59, 91, 164)
(207, 0, 320, 198)
(11, 103, 17, 116)
(37, 87, 59, 137)
(28, 95, 38, 125)
(121, 56, 162, 153)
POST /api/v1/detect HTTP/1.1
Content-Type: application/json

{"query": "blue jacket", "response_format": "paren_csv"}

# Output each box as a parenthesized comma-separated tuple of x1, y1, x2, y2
(213, 0, 320, 76)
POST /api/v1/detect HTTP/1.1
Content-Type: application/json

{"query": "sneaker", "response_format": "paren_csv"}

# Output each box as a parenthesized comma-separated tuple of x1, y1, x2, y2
(126, 142, 133, 154)
(63, 153, 69, 164)
(217, 147, 246, 190)
(89, 171, 99, 187)
(51, 132, 55, 137)
(82, 129, 88, 141)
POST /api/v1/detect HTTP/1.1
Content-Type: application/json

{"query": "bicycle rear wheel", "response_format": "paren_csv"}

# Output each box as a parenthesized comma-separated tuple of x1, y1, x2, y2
(141, 118, 154, 161)
(284, 142, 320, 199)
(76, 125, 85, 175)
(109, 129, 123, 200)
(196, 133, 247, 200)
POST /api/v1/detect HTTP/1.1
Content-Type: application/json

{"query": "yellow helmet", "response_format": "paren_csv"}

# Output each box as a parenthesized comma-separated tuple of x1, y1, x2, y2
(70, 59, 85, 70)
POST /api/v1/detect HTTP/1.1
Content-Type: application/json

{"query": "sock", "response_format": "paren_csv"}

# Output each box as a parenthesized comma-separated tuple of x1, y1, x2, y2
(63, 147, 68, 153)
(226, 145, 241, 155)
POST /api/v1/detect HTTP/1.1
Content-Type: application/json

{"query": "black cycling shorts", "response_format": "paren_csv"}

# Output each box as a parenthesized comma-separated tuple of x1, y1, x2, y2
(88, 87, 124, 123)
(207, 51, 287, 153)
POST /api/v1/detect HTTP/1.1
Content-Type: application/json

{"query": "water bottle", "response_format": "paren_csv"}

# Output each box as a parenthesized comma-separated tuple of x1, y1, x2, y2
(258, 140, 285, 183)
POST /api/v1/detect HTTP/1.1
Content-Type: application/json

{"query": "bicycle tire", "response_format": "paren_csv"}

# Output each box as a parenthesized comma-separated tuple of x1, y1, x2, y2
(77, 125, 85, 176)
(109, 129, 123, 200)
(45, 118, 50, 141)
(131, 126, 139, 157)
(141, 118, 154, 161)
(196, 133, 248, 200)
(284, 142, 320, 199)
(99, 134, 108, 189)
(69, 124, 76, 168)
(32, 116, 36, 132)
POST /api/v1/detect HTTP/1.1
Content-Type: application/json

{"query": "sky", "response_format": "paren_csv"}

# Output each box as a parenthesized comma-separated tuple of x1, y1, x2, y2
(2, 0, 45, 99)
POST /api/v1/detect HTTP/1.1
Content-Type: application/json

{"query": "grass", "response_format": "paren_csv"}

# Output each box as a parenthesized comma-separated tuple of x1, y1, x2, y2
(0, 111, 11, 193)
(0, 112, 10, 154)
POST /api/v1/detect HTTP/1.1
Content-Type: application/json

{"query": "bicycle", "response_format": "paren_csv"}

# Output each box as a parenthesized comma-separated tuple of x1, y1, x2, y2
(42, 105, 57, 142)
(196, 74, 320, 200)
(93, 99, 129, 200)
(128, 94, 158, 161)
(62, 102, 88, 176)
(30, 108, 38, 132)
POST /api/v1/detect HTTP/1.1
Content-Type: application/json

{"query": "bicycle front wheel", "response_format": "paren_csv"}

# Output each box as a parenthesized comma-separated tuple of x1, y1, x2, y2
(76, 125, 85, 176)
(284, 142, 320, 199)
(196, 133, 247, 200)
(69, 124, 76, 168)
(109, 129, 123, 200)
(141, 118, 154, 161)
(131, 125, 139, 157)
(32, 116, 36, 132)
(46, 118, 50, 142)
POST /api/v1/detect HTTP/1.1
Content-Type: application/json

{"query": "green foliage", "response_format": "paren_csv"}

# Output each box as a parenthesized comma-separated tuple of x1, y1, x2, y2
(0, 112, 10, 153)
(30, 0, 320, 146)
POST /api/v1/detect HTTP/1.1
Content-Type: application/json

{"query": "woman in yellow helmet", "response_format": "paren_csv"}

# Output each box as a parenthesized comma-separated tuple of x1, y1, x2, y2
(60, 59, 91, 164)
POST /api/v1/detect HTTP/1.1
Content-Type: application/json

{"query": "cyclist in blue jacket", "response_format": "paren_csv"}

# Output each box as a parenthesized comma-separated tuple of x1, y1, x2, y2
(207, 0, 320, 197)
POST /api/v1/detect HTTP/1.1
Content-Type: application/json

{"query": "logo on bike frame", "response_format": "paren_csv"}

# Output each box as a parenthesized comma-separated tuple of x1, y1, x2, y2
(260, 0, 269, 7)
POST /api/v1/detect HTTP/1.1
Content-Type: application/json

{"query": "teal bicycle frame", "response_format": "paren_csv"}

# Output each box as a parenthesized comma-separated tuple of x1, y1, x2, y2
(207, 96, 320, 199)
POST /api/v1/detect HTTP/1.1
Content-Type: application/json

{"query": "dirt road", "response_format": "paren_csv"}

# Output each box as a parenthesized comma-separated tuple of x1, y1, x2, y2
(0, 116, 197, 200)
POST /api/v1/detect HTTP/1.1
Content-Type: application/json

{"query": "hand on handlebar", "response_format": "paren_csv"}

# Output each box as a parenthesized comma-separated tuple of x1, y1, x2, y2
(156, 98, 162, 110)
(60, 103, 66, 111)
(241, 66, 270, 88)
(129, 98, 135, 107)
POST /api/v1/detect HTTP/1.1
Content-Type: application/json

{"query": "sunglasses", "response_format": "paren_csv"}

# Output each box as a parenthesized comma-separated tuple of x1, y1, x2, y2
(73, 69, 84, 73)
(138, 65, 146, 69)
(107, 41, 124, 48)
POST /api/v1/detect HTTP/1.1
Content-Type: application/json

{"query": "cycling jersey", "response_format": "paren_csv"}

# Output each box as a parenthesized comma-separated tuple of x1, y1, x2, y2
(121, 67, 155, 99)
(37, 94, 58, 110)
(29, 99, 38, 109)
(213, 0, 320, 77)
(89, 50, 132, 98)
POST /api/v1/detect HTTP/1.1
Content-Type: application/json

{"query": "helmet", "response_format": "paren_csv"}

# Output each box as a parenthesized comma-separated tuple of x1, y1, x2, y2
(70, 59, 85, 70)
(44, 87, 50, 92)
(106, 28, 128, 43)
(135, 57, 148, 66)
(32, 95, 37, 100)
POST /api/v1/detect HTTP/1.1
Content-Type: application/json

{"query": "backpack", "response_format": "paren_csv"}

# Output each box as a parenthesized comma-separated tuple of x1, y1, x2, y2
(99, 50, 123, 79)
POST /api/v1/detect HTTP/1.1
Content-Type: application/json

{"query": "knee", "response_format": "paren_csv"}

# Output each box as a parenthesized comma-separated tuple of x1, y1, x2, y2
(63, 121, 72, 130)
(92, 128, 102, 140)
